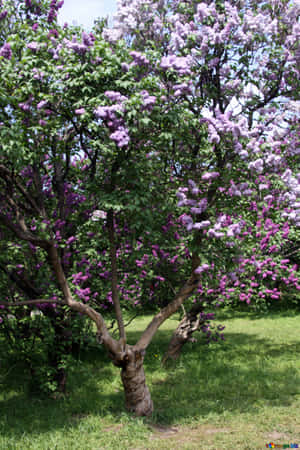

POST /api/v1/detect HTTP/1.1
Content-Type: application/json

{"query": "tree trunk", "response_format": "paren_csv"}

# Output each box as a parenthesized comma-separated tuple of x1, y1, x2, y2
(117, 348, 153, 416)
(162, 303, 204, 365)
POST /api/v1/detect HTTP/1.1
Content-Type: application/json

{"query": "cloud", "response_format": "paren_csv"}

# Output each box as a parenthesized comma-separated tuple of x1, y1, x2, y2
(58, 0, 117, 30)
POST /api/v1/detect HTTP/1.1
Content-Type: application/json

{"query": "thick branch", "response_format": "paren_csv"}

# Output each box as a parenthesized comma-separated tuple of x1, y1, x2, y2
(135, 270, 200, 351)
(46, 244, 119, 354)
(0, 164, 41, 215)
(0, 213, 51, 249)
(0, 213, 119, 355)
(107, 209, 126, 341)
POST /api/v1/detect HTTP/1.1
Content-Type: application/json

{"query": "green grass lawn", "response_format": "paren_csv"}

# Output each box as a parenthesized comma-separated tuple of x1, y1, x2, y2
(1, 309, 300, 449)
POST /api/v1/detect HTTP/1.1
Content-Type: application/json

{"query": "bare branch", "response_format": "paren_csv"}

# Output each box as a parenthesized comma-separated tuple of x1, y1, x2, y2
(107, 209, 126, 342)
(0, 212, 51, 249)
(135, 271, 200, 352)
(0, 164, 42, 215)
(0, 299, 64, 307)
(46, 244, 119, 354)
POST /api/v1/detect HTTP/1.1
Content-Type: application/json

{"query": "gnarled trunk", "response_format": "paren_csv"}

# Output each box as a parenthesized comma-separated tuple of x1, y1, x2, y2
(117, 348, 153, 416)
(162, 303, 204, 365)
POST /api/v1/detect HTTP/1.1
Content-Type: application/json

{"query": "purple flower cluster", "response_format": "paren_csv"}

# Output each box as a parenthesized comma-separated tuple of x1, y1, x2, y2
(0, 42, 11, 60)
(75, 108, 86, 115)
(160, 55, 193, 75)
(130, 51, 149, 66)
(47, 0, 64, 24)
(140, 90, 156, 110)
(201, 171, 220, 181)
(27, 42, 39, 52)
(95, 91, 130, 148)
(195, 263, 210, 274)
(110, 126, 130, 147)
(63, 31, 94, 56)
(0, 9, 7, 20)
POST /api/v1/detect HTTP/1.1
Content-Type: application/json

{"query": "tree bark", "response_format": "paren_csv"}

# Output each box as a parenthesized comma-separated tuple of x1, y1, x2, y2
(162, 302, 204, 365)
(112, 347, 153, 416)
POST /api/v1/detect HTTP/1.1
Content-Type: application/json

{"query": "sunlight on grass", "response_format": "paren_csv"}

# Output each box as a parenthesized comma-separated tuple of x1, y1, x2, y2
(0, 310, 300, 449)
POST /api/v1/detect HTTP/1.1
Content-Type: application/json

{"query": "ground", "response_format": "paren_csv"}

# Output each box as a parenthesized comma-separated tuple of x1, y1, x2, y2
(0, 309, 299, 449)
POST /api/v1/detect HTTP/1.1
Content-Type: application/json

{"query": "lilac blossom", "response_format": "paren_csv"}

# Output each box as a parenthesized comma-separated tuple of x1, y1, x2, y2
(0, 9, 7, 20)
(37, 100, 48, 110)
(160, 55, 193, 75)
(201, 171, 220, 181)
(27, 42, 39, 52)
(75, 108, 86, 115)
(140, 91, 156, 110)
(180, 213, 193, 231)
(0, 42, 11, 59)
(130, 51, 150, 66)
(110, 127, 130, 147)
(195, 263, 210, 274)
(193, 220, 211, 230)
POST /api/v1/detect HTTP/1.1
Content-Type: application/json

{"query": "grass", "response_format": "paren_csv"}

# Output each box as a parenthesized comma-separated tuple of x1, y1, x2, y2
(0, 309, 300, 449)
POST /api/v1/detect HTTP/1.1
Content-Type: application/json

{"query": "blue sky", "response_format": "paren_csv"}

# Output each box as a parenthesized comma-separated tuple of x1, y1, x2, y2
(58, 0, 117, 30)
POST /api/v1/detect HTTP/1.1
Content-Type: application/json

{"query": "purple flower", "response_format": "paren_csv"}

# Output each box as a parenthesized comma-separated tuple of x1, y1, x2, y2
(19, 102, 31, 112)
(82, 31, 93, 47)
(110, 127, 130, 147)
(130, 51, 149, 66)
(160, 55, 192, 75)
(190, 207, 203, 214)
(66, 236, 77, 245)
(0, 10, 8, 20)
(47, 8, 57, 23)
(201, 171, 220, 181)
(141, 91, 156, 109)
(0, 43, 12, 60)
(75, 108, 86, 115)
(193, 220, 211, 229)
(180, 213, 193, 231)
(249, 158, 264, 173)
(195, 263, 210, 274)
(56, 0, 64, 9)
(32, 23, 39, 31)
(91, 210, 107, 221)
(48, 29, 59, 38)
(27, 42, 39, 52)
(37, 100, 48, 109)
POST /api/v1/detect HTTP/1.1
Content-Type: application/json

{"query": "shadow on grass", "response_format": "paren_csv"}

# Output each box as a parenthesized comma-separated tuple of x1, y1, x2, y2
(145, 329, 300, 424)
(214, 306, 300, 321)
(0, 323, 300, 436)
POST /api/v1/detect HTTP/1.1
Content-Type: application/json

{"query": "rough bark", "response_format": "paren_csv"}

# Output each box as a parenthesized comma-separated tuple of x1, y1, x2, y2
(162, 302, 205, 365)
(113, 348, 153, 417)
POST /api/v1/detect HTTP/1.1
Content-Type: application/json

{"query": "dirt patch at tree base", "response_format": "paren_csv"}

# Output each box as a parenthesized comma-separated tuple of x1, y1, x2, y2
(149, 423, 232, 444)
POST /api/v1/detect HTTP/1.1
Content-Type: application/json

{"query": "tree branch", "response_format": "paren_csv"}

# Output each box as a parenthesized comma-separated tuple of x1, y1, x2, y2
(46, 244, 119, 354)
(107, 209, 126, 342)
(135, 266, 200, 352)
(0, 299, 63, 307)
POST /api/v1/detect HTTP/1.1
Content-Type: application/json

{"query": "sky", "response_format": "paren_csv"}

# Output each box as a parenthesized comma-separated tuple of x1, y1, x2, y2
(58, 0, 117, 30)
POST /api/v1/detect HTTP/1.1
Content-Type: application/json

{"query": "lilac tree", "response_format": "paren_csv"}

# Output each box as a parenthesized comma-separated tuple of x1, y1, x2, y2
(0, 0, 299, 415)
(104, 0, 300, 360)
